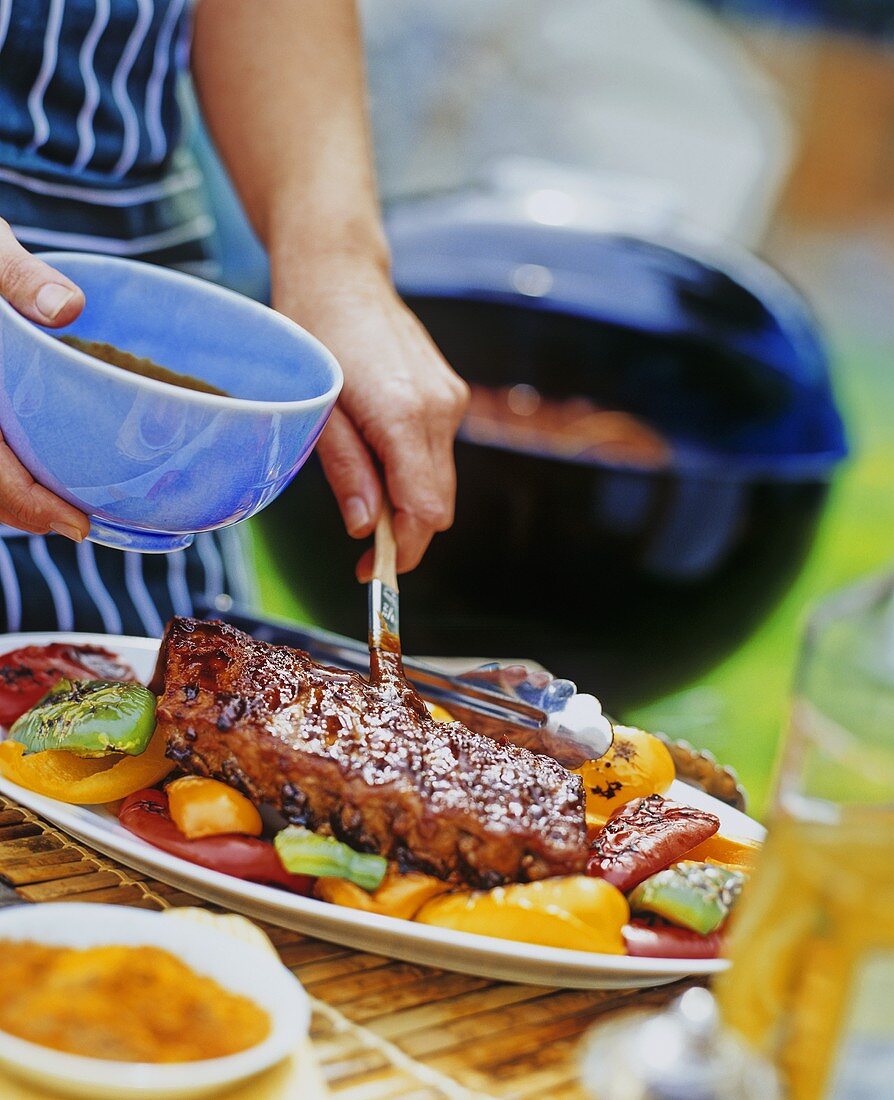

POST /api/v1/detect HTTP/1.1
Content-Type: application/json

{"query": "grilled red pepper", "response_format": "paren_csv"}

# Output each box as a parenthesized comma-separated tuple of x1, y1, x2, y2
(118, 789, 312, 894)
(586, 794, 719, 892)
(0, 643, 136, 727)
(623, 916, 724, 959)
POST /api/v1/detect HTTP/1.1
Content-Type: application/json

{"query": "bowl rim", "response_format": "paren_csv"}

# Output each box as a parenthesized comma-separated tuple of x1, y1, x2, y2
(0, 251, 344, 413)
(0, 902, 309, 1095)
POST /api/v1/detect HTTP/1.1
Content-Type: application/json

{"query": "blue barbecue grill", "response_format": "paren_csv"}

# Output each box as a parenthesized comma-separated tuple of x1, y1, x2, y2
(259, 193, 848, 710)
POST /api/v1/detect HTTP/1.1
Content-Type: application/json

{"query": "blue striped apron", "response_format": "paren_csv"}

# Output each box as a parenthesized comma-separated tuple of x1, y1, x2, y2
(0, 0, 257, 636)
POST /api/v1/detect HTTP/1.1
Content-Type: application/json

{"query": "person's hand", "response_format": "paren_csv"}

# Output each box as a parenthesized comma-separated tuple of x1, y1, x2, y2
(276, 257, 469, 581)
(0, 220, 90, 540)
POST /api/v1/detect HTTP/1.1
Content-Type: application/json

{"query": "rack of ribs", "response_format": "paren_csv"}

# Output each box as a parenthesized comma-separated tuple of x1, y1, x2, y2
(153, 617, 587, 886)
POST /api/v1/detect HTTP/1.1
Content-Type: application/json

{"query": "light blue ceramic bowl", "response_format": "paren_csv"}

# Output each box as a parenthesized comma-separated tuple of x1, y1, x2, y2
(0, 253, 342, 552)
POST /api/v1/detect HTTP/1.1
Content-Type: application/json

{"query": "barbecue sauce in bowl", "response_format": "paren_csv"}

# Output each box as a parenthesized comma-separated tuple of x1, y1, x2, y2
(59, 335, 230, 397)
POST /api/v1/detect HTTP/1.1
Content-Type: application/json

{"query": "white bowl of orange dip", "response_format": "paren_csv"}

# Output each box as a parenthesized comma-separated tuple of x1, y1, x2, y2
(0, 903, 309, 1099)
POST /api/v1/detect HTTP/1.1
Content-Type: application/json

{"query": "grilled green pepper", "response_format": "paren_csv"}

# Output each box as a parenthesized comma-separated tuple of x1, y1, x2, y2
(628, 861, 746, 935)
(9, 679, 157, 757)
(274, 826, 388, 891)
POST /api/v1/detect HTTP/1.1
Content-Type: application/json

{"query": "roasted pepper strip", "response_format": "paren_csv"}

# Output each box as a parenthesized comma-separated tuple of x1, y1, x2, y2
(0, 724, 173, 804)
(623, 916, 724, 959)
(10, 679, 156, 757)
(119, 789, 312, 894)
(416, 876, 629, 955)
(275, 826, 387, 891)
(315, 865, 450, 919)
(628, 861, 746, 934)
(586, 794, 720, 892)
(681, 833, 761, 872)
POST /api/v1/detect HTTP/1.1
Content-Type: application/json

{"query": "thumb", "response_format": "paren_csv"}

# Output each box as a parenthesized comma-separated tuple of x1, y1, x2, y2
(0, 219, 84, 326)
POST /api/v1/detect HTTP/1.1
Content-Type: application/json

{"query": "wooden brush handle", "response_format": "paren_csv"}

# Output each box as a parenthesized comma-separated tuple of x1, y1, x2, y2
(372, 503, 398, 591)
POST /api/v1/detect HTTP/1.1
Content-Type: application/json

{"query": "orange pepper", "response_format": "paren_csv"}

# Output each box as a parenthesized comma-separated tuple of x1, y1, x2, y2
(682, 833, 761, 872)
(315, 864, 450, 919)
(575, 725, 675, 831)
(166, 776, 263, 839)
(0, 724, 173, 805)
(415, 876, 629, 954)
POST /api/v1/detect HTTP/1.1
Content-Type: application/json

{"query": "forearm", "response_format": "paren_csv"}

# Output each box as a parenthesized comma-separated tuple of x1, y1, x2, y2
(191, 0, 390, 308)
(192, 0, 467, 575)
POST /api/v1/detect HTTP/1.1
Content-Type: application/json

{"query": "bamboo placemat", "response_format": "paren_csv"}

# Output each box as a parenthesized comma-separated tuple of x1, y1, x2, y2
(0, 795, 699, 1099)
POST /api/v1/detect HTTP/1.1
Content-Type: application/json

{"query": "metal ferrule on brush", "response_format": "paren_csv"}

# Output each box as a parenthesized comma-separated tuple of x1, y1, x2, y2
(369, 579, 400, 650)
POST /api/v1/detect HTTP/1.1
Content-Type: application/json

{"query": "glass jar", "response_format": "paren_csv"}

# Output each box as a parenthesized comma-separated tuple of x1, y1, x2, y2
(717, 571, 894, 1099)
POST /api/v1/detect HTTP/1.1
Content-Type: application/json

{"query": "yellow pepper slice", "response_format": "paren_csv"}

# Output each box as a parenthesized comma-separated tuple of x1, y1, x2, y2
(575, 725, 675, 831)
(166, 776, 263, 839)
(0, 724, 173, 805)
(315, 864, 450, 920)
(681, 833, 761, 872)
(415, 875, 629, 954)
(424, 701, 455, 723)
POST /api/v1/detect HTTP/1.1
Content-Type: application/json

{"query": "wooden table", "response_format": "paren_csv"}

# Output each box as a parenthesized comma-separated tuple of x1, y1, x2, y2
(0, 794, 699, 1099)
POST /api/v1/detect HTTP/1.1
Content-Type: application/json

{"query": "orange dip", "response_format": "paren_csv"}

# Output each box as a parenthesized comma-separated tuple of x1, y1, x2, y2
(0, 941, 269, 1062)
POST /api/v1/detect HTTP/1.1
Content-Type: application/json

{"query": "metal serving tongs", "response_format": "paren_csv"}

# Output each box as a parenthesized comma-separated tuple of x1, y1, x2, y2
(202, 599, 614, 769)
(365, 504, 613, 768)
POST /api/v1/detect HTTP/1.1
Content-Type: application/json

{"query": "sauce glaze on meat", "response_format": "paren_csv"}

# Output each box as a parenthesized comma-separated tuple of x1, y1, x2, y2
(153, 618, 587, 886)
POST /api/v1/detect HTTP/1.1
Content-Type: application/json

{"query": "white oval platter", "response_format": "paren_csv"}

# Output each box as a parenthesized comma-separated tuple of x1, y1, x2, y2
(0, 632, 764, 990)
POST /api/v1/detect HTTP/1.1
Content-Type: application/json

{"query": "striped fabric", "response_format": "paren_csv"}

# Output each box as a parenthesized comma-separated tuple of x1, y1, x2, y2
(0, 529, 258, 637)
(1, 0, 189, 181)
(1, 141, 216, 268)
(0, 0, 257, 635)
(0, 0, 217, 270)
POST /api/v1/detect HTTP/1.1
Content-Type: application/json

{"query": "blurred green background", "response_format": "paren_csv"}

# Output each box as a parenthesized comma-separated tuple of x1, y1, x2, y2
(629, 337, 894, 816)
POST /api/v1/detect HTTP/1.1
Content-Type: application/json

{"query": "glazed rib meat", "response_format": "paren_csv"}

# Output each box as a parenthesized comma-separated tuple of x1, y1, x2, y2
(153, 618, 586, 886)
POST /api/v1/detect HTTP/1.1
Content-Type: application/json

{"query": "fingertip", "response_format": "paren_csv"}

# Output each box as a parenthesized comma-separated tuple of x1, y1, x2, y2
(355, 548, 374, 583)
(41, 492, 90, 541)
(391, 511, 432, 576)
(316, 412, 384, 541)
(53, 285, 85, 327)
(343, 494, 376, 539)
(34, 282, 84, 327)
(49, 520, 86, 543)
(0, 223, 86, 326)
(395, 554, 425, 577)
